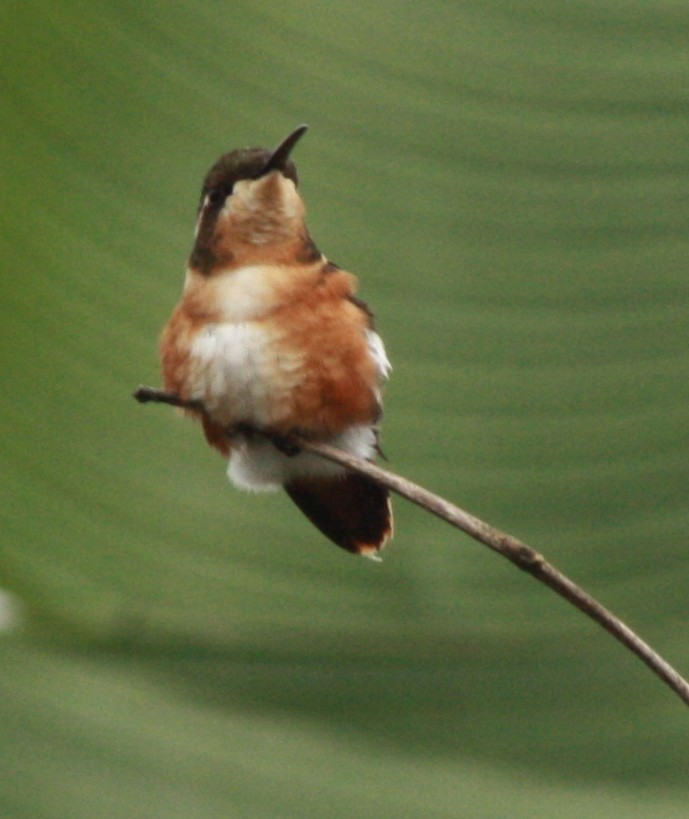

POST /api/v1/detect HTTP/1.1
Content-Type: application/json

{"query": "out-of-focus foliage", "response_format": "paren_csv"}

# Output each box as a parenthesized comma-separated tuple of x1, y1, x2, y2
(2, 1, 689, 816)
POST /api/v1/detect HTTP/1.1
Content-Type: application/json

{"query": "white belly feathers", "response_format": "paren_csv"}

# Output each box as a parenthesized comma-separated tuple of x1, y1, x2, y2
(188, 321, 303, 428)
(186, 264, 302, 426)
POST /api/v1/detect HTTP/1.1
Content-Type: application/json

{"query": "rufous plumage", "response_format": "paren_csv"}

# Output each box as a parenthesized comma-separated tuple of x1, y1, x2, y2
(160, 126, 392, 557)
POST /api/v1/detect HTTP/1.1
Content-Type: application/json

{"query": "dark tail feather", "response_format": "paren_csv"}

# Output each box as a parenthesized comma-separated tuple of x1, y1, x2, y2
(285, 473, 393, 557)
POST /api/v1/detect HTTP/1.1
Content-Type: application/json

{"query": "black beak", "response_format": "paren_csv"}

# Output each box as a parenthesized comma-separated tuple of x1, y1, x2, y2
(263, 124, 308, 174)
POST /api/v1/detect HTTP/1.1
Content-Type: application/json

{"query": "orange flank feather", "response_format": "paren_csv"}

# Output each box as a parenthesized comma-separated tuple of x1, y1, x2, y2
(158, 127, 392, 556)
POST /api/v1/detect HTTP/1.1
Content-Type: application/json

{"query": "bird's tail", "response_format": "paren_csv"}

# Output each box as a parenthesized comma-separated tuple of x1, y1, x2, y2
(285, 472, 393, 558)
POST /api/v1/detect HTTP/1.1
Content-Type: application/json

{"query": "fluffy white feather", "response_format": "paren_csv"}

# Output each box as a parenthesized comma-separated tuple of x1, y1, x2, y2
(228, 424, 378, 491)
(366, 329, 391, 380)
(189, 322, 303, 426)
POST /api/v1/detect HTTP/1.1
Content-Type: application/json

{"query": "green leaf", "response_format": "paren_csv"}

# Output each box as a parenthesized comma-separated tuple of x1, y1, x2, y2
(2, 1, 689, 816)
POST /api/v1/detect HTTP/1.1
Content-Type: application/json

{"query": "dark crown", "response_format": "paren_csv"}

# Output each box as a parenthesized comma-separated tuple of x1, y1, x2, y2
(199, 148, 299, 210)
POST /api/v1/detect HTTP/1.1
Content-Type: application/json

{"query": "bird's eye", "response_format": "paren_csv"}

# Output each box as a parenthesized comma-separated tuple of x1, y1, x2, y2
(206, 187, 228, 207)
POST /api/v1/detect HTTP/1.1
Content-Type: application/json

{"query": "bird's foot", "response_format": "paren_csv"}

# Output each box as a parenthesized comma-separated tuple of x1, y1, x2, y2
(226, 422, 305, 456)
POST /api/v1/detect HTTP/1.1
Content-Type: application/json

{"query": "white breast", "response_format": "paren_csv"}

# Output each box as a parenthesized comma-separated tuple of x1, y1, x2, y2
(184, 263, 303, 424)
(188, 321, 304, 427)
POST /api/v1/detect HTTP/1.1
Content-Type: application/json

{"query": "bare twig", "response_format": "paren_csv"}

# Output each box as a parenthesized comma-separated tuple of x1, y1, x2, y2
(134, 385, 689, 707)
(134, 386, 204, 412)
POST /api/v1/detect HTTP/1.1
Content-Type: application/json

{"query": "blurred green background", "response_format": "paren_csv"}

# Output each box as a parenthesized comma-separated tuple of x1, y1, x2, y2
(2, 1, 689, 816)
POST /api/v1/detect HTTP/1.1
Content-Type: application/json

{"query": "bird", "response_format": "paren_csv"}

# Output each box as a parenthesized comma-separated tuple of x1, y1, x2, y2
(159, 125, 392, 558)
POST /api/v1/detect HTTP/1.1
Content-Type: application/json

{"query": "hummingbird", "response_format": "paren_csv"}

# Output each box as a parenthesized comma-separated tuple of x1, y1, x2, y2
(160, 125, 393, 558)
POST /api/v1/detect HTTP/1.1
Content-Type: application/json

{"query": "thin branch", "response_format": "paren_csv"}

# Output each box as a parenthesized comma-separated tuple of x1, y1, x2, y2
(134, 385, 689, 707)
